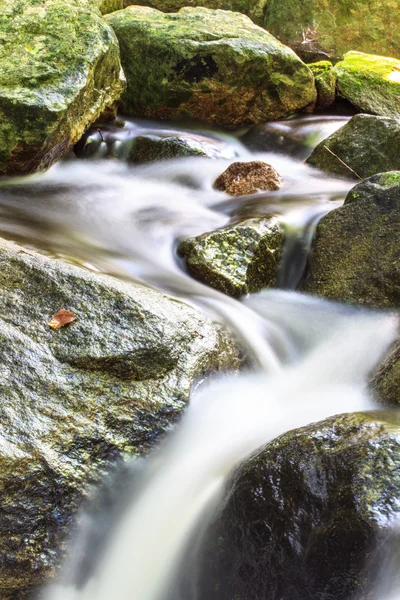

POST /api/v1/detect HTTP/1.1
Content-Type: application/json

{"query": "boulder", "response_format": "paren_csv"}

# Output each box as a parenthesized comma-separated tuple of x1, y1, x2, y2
(264, 0, 400, 62)
(105, 7, 317, 128)
(129, 134, 233, 162)
(178, 217, 284, 297)
(0, 238, 240, 594)
(308, 61, 336, 108)
(335, 52, 400, 119)
(306, 114, 400, 180)
(197, 411, 400, 600)
(301, 172, 400, 308)
(0, 0, 125, 176)
(123, 0, 268, 27)
(213, 161, 282, 196)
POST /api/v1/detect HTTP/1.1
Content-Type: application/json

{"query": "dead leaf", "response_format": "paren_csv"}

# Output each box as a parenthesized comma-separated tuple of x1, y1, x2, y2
(48, 309, 76, 330)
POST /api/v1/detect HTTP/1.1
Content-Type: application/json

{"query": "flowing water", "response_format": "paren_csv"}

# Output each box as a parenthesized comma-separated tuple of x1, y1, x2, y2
(2, 113, 398, 600)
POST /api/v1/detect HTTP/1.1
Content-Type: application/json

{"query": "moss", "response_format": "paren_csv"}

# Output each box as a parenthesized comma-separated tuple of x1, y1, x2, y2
(301, 172, 400, 307)
(264, 0, 400, 62)
(105, 6, 316, 127)
(178, 217, 284, 296)
(308, 60, 336, 106)
(335, 51, 400, 118)
(0, 0, 125, 174)
(306, 114, 400, 179)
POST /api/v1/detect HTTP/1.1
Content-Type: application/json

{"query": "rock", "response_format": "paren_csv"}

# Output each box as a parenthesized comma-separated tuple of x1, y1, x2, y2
(97, 0, 124, 13)
(214, 161, 282, 196)
(178, 217, 284, 297)
(0, 0, 125, 176)
(197, 411, 400, 600)
(301, 172, 400, 308)
(0, 238, 240, 595)
(370, 341, 400, 407)
(124, 0, 268, 26)
(306, 114, 400, 180)
(105, 7, 317, 128)
(264, 0, 400, 62)
(128, 134, 231, 162)
(308, 61, 336, 108)
(335, 52, 400, 119)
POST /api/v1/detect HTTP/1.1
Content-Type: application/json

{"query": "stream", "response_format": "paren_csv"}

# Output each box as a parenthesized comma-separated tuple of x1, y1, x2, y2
(1, 113, 398, 600)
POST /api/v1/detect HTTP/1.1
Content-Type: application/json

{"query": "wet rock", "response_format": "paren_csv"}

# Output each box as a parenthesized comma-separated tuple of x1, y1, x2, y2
(198, 411, 400, 600)
(214, 161, 282, 196)
(301, 172, 400, 308)
(124, 0, 269, 26)
(264, 0, 400, 61)
(308, 61, 336, 108)
(178, 217, 284, 297)
(0, 238, 240, 594)
(335, 52, 400, 119)
(0, 0, 125, 176)
(129, 134, 231, 162)
(306, 114, 400, 180)
(105, 7, 317, 128)
(370, 341, 400, 407)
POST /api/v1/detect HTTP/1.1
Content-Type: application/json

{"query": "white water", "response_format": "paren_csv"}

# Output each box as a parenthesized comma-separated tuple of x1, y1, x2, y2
(3, 114, 395, 600)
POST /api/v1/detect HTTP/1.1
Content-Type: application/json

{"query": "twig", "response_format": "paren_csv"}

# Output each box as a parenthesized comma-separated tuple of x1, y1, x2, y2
(97, 128, 105, 143)
(323, 145, 362, 180)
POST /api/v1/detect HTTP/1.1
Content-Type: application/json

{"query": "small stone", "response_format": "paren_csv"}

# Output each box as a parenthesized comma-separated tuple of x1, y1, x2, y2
(214, 161, 282, 196)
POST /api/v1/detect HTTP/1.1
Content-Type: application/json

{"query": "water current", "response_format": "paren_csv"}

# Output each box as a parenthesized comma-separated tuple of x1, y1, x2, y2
(2, 113, 399, 600)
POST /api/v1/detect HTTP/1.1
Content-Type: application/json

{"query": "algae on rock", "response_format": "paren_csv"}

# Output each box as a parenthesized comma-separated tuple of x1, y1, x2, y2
(301, 172, 400, 308)
(306, 114, 400, 180)
(0, 0, 125, 175)
(178, 217, 284, 297)
(198, 411, 400, 600)
(335, 51, 400, 119)
(0, 238, 240, 594)
(264, 0, 400, 62)
(105, 6, 316, 128)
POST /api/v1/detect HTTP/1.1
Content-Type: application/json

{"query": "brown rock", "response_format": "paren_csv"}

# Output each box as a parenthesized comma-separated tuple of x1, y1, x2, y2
(214, 161, 282, 196)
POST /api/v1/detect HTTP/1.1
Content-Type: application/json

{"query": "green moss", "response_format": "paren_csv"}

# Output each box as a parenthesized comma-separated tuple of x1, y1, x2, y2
(308, 60, 336, 106)
(335, 51, 400, 118)
(264, 0, 400, 62)
(105, 6, 316, 127)
(0, 0, 124, 174)
(178, 217, 284, 296)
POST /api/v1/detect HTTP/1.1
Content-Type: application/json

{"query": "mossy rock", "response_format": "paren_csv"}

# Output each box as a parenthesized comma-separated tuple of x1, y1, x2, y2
(105, 6, 316, 128)
(129, 134, 226, 162)
(0, 0, 125, 175)
(264, 0, 400, 62)
(123, 0, 268, 27)
(306, 114, 400, 180)
(197, 411, 400, 600)
(308, 61, 336, 107)
(0, 237, 240, 594)
(97, 0, 124, 13)
(178, 217, 284, 297)
(335, 51, 400, 118)
(301, 172, 400, 308)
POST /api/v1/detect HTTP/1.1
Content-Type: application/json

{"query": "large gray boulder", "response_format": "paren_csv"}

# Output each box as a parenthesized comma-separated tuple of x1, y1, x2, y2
(105, 6, 316, 128)
(0, 0, 124, 175)
(306, 114, 400, 180)
(197, 411, 400, 600)
(301, 172, 400, 308)
(0, 238, 239, 595)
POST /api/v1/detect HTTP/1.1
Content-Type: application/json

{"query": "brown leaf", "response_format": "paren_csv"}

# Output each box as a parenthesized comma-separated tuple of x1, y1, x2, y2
(48, 309, 76, 330)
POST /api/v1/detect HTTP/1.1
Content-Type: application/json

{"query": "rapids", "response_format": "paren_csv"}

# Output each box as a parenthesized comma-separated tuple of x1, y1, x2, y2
(1, 113, 398, 600)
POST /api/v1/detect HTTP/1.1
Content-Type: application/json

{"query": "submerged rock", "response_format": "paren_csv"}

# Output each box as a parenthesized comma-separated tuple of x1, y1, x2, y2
(198, 411, 400, 600)
(0, 238, 239, 594)
(124, 0, 269, 26)
(301, 172, 400, 308)
(335, 52, 400, 119)
(178, 217, 284, 297)
(264, 0, 400, 61)
(0, 0, 125, 175)
(308, 61, 336, 108)
(306, 114, 400, 180)
(214, 161, 282, 196)
(128, 134, 230, 162)
(105, 6, 316, 128)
